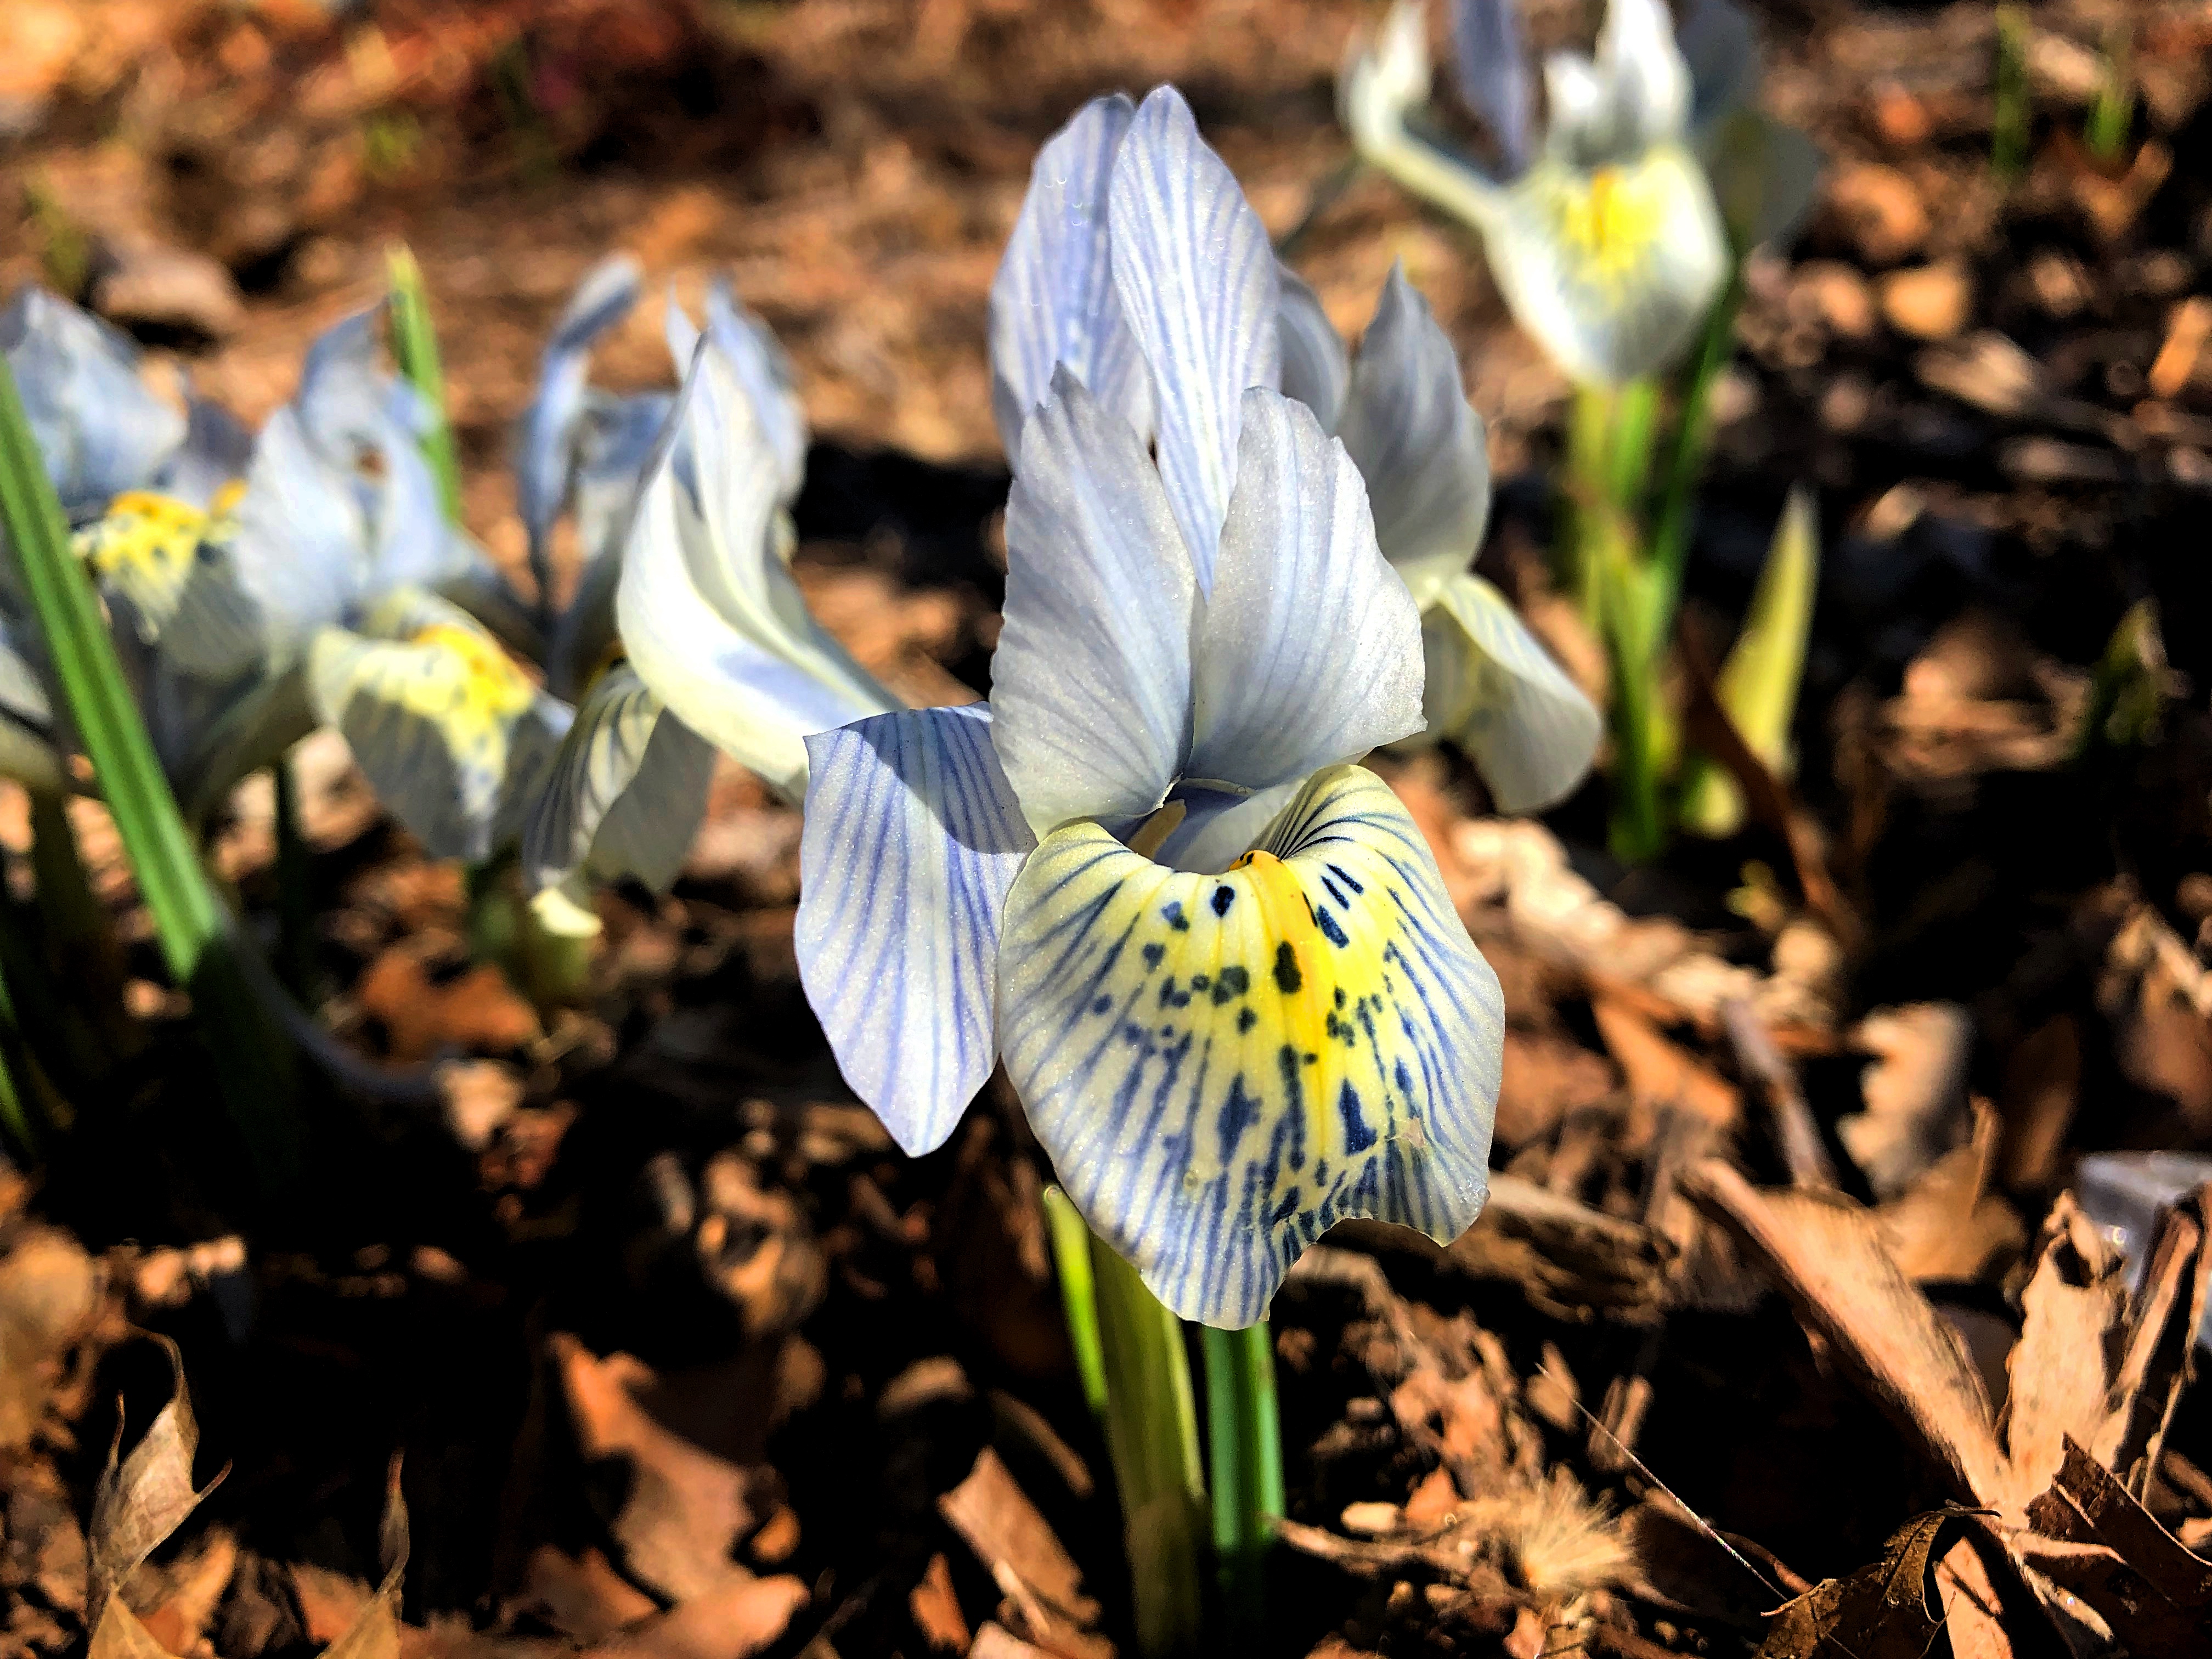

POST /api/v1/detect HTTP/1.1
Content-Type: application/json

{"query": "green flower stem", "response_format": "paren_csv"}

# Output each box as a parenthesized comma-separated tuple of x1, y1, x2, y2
(1200, 1322, 1283, 1628)
(0, 355, 297, 1186)
(1042, 1188, 1206, 1657)
(2086, 25, 2134, 162)
(385, 245, 464, 526)
(0, 935, 35, 1156)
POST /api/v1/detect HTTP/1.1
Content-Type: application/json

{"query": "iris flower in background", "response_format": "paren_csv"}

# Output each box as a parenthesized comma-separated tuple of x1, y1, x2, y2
(992, 91, 1597, 814)
(1342, 0, 1814, 386)
(612, 289, 898, 810)
(797, 88, 1502, 1328)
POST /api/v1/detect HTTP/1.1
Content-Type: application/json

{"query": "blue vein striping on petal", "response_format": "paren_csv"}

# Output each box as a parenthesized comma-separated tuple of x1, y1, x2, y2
(1107, 86, 1280, 589)
(999, 764, 1500, 1326)
(797, 704, 1037, 1158)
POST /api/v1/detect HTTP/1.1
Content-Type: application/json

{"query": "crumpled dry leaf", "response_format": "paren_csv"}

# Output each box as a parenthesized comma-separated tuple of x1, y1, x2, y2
(0, 1224, 99, 1452)
(1592, 998, 1740, 1130)
(1683, 1160, 2009, 1506)
(938, 1448, 1103, 1654)
(1876, 1099, 2023, 1284)
(320, 1460, 408, 1659)
(86, 1335, 227, 1659)
(553, 1334, 765, 1604)
(1755, 1510, 2032, 1659)
(2021, 1437, 2212, 1652)
(1995, 1194, 2129, 1516)
(1839, 1004, 1972, 1201)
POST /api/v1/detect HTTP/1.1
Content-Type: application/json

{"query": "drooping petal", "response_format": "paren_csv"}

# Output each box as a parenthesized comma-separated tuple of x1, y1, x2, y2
(306, 589, 571, 863)
(990, 95, 1155, 455)
(521, 664, 715, 901)
(1341, 5, 1514, 240)
(1274, 265, 1348, 435)
(515, 254, 642, 594)
(1184, 390, 1423, 794)
(614, 342, 895, 802)
(0, 288, 183, 520)
(74, 488, 235, 646)
(1485, 145, 1728, 385)
(704, 281, 809, 505)
(998, 763, 1502, 1327)
(992, 369, 1195, 836)
(797, 704, 1037, 1156)
(1420, 572, 1600, 814)
(1333, 264, 1491, 601)
(1108, 86, 1280, 589)
(1449, 0, 1534, 177)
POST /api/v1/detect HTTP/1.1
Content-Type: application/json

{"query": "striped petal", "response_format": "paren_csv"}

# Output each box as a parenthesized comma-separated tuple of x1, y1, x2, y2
(1276, 265, 1348, 436)
(797, 704, 1037, 1156)
(521, 664, 714, 901)
(306, 589, 570, 863)
(998, 763, 1502, 1327)
(1485, 145, 1728, 385)
(990, 94, 1154, 455)
(516, 254, 642, 596)
(993, 369, 1194, 836)
(0, 287, 183, 520)
(1184, 390, 1423, 795)
(1421, 571, 1599, 813)
(1449, 0, 1534, 177)
(1107, 86, 1280, 589)
(1334, 264, 1492, 601)
(614, 339, 895, 803)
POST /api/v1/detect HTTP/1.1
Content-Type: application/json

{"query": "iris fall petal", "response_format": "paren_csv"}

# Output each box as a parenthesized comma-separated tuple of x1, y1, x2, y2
(1420, 571, 1600, 814)
(998, 763, 1501, 1326)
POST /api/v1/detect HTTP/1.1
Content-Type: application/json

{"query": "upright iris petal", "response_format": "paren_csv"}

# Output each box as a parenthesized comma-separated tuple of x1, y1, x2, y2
(0, 287, 184, 522)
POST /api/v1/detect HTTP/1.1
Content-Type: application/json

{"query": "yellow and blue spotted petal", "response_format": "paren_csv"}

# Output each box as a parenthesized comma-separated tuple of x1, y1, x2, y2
(516, 253, 642, 586)
(991, 94, 1155, 457)
(0, 288, 184, 521)
(1449, 0, 1534, 177)
(993, 369, 1195, 837)
(1486, 145, 1727, 386)
(796, 704, 1038, 1157)
(1276, 265, 1348, 437)
(1184, 390, 1424, 795)
(1107, 86, 1280, 590)
(1421, 571, 1600, 814)
(521, 664, 714, 901)
(998, 763, 1502, 1327)
(614, 340, 895, 803)
(306, 590, 572, 863)
(1333, 264, 1492, 602)
(73, 488, 236, 646)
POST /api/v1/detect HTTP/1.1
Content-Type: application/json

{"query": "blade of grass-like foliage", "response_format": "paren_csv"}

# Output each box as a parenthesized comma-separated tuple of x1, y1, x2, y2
(2085, 25, 2134, 162)
(0, 354, 296, 1183)
(1043, 1186, 1205, 1656)
(385, 245, 463, 526)
(1681, 486, 1818, 837)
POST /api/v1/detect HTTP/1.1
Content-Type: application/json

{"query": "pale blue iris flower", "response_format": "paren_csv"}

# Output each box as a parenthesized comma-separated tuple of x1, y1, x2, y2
(1343, 0, 1815, 386)
(993, 94, 1596, 814)
(794, 88, 1502, 1328)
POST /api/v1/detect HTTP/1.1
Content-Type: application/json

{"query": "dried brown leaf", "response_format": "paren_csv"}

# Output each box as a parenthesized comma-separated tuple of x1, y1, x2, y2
(87, 1335, 225, 1640)
(1683, 1161, 2006, 1506)
(1996, 1195, 2127, 1516)
(1839, 1004, 1971, 1200)
(0, 1226, 99, 1451)
(1592, 999, 1739, 1129)
(579, 1576, 808, 1659)
(1876, 1099, 2023, 1284)
(2093, 1182, 2212, 1489)
(323, 1460, 409, 1659)
(936, 1448, 1097, 1629)
(1757, 1511, 2033, 1659)
(2021, 1437, 2212, 1651)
